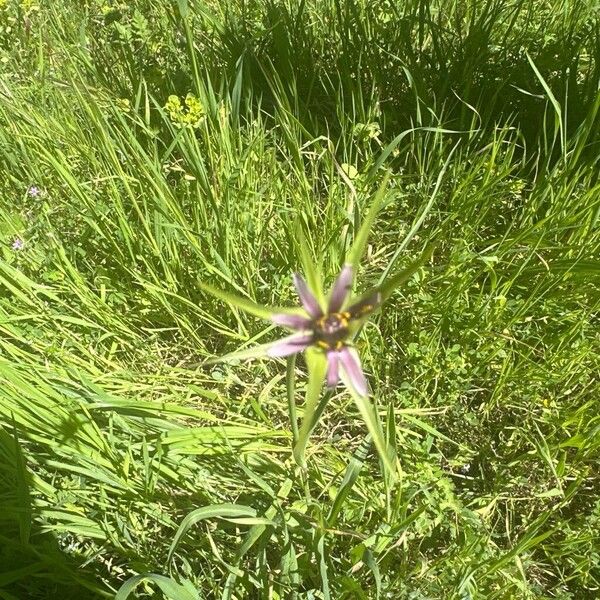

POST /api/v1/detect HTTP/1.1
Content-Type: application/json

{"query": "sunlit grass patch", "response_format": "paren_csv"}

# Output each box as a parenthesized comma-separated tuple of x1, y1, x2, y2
(0, 0, 598, 598)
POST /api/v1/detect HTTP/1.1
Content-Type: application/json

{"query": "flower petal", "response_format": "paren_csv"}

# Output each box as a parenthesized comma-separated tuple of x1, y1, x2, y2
(293, 273, 323, 318)
(339, 346, 368, 396)
(328, 265, 354, 313)
(266, 332, 313, 358)
(271, 313, 313, 330)
(326, 351, 340, 387)
(347, 290, 381, 320)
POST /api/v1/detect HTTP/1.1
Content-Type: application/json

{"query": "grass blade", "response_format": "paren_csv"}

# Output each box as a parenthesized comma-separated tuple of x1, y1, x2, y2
(116, 574, 198, 600)
(346, 171, 391, 270)
(198, 280, 295, 320)
(168, 504, 257, 564)
(339, 377, 396, 480)
(377, 242, 437, 302)
(292, 347, 328, 466)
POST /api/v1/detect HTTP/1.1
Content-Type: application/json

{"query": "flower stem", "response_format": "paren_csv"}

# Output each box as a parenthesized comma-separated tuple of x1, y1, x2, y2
(286, 354, 299, 447)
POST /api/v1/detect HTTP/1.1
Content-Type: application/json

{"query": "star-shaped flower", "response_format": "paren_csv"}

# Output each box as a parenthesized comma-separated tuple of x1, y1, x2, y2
(267, 265, 380, 397)
(198, 173, 435, 472)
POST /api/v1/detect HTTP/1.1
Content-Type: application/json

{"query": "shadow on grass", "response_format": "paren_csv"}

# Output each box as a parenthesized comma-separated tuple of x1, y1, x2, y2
(0, 427, 111, 599)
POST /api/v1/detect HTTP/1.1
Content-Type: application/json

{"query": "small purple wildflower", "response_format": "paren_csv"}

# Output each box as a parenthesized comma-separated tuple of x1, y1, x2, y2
(12, 238, 25, 251)
(269, 265, 381, 396)
(27, 185, 40, 197)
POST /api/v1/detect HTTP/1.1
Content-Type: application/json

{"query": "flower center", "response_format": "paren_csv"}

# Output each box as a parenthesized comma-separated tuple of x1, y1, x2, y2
(314, 312, 350, 349)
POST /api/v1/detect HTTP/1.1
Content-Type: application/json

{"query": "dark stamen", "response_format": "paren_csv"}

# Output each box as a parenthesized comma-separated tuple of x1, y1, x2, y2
(313, 312, 350, 349)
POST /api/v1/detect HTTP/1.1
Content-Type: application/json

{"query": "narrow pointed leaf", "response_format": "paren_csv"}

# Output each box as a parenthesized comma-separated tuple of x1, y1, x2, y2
(222, 517, 276, 525)
(204, 341, 276, 364)
(346, 171, 391, 270)
(198, 280, 287, 320)
(340, 373, 396, 479)
(378, 145, 454, 282)
(11, 421, 32, 545)
(317, 533, 331, 600)
(116, 573, 199, 600)
(385, 403, 398, 490)
(327, 435, 371, 526)
(377, 242, 436, 302)
(235, 506, 277, 559)
(221, 479, 293, 600)
(280, 530, 300, 595)
(293, 347, 328, 466)
(168, 504, 257, 564)
(364, 549, 382, 600)
(526, 52, 564, 151)
(176, 0, 189, 19)
(286, 354, 299, 446)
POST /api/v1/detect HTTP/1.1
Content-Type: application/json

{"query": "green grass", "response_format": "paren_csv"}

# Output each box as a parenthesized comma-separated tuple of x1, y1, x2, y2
(0, 0, 599, 598)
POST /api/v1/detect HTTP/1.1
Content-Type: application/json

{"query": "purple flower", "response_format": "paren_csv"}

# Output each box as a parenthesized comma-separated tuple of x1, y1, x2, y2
(11, 238, 24, 251)
(27, 185, 40, 197)
(269, 265, 381, 396)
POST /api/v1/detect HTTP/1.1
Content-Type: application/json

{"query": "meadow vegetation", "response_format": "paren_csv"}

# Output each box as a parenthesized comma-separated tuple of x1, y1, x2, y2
(0, 0, 598, 598)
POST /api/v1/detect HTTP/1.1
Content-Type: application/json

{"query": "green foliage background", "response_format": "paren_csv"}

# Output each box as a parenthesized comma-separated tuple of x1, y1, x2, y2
(0, 0, 598, 598)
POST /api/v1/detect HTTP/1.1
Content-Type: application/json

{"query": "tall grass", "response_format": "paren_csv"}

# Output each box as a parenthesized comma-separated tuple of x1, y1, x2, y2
(0, 0, 598, 598)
